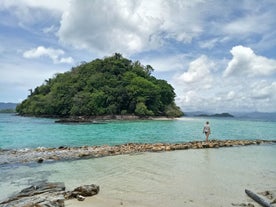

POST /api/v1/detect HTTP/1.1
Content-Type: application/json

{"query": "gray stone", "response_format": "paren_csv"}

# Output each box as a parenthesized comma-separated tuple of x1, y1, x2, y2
(0, 182, 100, 206)
(0, 182, 65, 207)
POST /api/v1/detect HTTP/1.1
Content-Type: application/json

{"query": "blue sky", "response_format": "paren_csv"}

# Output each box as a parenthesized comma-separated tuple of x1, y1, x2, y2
(0, 0, 276, 112)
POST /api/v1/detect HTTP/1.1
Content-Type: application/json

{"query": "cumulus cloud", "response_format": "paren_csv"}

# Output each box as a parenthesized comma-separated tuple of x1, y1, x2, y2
(223, 45, 276, 77)
(0, 0, 68, 12)
(57, 0, 206, 55)
(1, 0, 276, 112)
(171, 52, 276, 112)
(178, 55, 214, 84)
(58, 0, 162, 54)
(250, 81, 276, 100)
(23, 46, 74, 64)
(0, 0, 68, 28)
(223, 15, 267, 36)
(141, 54, 189, 72)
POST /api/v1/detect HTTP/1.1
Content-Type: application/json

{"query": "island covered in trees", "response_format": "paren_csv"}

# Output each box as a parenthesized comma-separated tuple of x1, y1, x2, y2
(16, 54, 183, 119)
(196, 113, 234, 118)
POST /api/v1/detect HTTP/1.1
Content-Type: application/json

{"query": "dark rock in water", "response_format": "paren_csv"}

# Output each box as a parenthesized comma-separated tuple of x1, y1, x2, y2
(37, 157, 44, 163)
(0, 182, 99, 207)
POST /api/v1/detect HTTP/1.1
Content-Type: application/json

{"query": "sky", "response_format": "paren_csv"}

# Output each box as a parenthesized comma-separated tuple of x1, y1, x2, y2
(0, 0, 276, 113)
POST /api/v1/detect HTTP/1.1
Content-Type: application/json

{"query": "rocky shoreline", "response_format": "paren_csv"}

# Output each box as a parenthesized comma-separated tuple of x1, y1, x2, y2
(0, 181, 100, 207)
(54, 115, 175, 123)
(1, 139, 275, 165)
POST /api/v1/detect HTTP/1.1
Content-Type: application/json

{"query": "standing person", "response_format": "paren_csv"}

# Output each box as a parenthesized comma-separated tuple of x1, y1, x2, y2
(203, 121, 211, 142)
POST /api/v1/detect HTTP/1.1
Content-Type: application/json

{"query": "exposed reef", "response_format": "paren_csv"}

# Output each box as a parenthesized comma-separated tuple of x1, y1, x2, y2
(0, 181, 99, 207)
(1, 139, 275, 165)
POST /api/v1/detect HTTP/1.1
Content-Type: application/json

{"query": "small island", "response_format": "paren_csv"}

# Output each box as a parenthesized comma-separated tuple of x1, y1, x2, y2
(0, 102, 17, 113)
(197, 113, 234, 118)
(16, 53, 183, 120)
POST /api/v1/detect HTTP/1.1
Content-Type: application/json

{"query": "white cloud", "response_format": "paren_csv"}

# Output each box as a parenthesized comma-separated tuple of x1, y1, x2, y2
(57, 0, 207, 55)
(223, 14, 270, 36)
(42, 25, 58, 34)
(58, 0, 162, 55)
(199, 38, 220, 49)
(23, 46, 74, 64)
(178, 55, 214, 84)
(0, 0, 68, 28)
(171, 53, 276, 113)
(141, 54, 189, 72)
(223, 45, 276, 77)
(250, 81, 276, 100)
(226, 91, 236, 101)
(1, 0, 276, 112)
(0, 0, 68, 12)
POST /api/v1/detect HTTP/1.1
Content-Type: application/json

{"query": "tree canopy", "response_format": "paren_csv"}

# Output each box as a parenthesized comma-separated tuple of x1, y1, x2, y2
(16, 54, 183, 117)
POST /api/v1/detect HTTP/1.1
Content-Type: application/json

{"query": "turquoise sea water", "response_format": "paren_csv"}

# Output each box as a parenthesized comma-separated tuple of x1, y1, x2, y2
(0, 113, 276, 206)
(0, 113, 275, 150)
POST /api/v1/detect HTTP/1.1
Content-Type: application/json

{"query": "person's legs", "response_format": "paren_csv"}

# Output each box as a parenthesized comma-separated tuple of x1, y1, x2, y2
(205, 132, 209, 142)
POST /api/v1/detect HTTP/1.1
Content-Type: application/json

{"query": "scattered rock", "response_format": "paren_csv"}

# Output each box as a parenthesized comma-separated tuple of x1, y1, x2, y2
(73, 184, 100, 196)
(1, 139, 275, 165)
(0, 182, 99, 207)
(0, 181, 65, 207)
(37, 157, 44, 163)
(259, 190, 274, 200)
(77, 195, 85, 201)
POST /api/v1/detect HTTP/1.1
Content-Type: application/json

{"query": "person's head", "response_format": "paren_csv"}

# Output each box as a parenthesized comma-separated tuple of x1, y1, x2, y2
(206, 121, 209, 124)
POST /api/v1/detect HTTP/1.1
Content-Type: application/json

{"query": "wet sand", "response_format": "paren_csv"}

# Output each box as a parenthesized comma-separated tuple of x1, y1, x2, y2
(1, 142, 275, 207)
(62, 145, 276, 207)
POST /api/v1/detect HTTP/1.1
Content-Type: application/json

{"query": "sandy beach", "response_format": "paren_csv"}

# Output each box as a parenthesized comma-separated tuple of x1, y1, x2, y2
(61, 145, 276, 207)
(1, 143, 275, 207)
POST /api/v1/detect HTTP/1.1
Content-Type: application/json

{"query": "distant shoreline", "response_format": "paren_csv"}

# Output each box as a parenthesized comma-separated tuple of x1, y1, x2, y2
(54, 115, 176, 123)
(195, 112, 234, 118)
(1, 139, 275, 166)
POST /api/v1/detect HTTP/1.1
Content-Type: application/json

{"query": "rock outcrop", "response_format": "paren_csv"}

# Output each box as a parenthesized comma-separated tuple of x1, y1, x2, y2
(0, 139, 275, 165)
(0, 181, 65, 207)
(0, 182, 99, 207)
(64, 184, 100, 200)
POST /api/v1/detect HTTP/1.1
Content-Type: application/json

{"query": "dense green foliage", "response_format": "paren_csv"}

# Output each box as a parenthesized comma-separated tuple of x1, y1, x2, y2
(16, 54, 183, 117)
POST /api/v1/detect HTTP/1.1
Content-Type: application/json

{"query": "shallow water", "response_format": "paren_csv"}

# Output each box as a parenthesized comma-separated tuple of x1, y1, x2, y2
(1, 113, 275, 206)
(1, 144, 276, 206)
(0, 114, 275, 150)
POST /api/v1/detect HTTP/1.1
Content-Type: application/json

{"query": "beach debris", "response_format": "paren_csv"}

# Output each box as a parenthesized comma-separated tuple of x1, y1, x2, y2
(245, 189, 273, 207)
(0, 181, 100, 207)
(259, 191, 276, 201)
